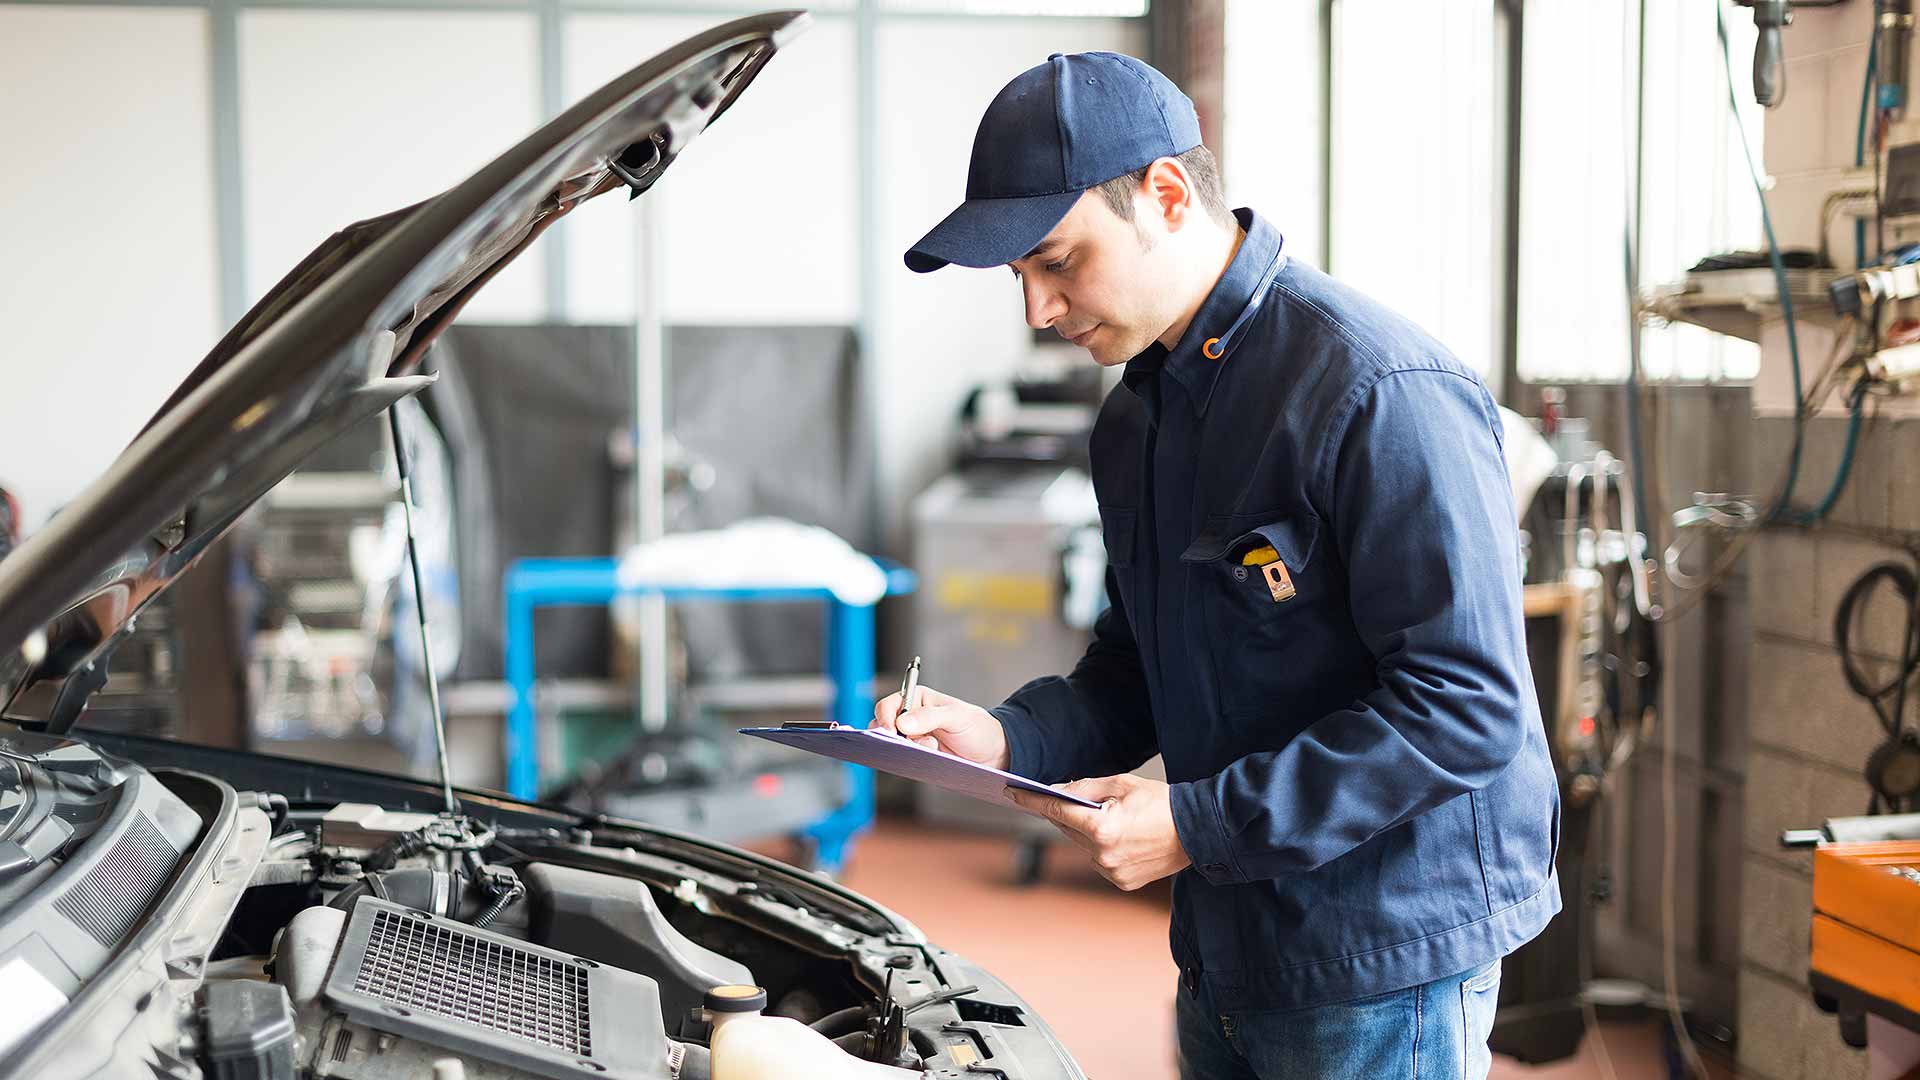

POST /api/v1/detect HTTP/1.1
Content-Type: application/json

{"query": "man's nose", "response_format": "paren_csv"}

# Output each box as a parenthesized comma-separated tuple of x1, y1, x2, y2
(1022, 277, 1065, 331)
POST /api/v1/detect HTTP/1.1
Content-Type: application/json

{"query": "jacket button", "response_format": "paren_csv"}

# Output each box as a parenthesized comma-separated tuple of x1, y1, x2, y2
(1232, 566, 1248, 582)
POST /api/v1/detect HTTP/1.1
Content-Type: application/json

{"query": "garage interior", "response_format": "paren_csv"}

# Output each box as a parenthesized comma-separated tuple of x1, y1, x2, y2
(7, 1, 1920, 1078)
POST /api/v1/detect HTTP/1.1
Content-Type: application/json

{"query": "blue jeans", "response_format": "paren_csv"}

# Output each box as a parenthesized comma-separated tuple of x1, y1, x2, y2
(1176, 961, 1503, 1080)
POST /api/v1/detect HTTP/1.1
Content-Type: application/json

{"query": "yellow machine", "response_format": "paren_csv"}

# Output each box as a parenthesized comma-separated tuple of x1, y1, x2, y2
(1812, 840, 1920, 1031)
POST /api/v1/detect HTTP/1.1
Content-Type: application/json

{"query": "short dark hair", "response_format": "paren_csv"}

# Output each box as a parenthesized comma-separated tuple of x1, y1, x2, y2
(1093, 145, 1233, 228)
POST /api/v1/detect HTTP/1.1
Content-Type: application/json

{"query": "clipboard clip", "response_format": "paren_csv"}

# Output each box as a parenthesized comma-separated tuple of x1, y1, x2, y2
(778, 720, 840, 730)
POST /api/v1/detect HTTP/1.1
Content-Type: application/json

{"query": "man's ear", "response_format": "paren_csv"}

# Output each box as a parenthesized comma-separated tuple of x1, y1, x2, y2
(1141, 157, 1196, 232)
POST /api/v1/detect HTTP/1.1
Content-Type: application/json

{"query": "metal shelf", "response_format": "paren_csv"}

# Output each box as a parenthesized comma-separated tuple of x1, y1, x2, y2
(1639, 267, 1844, 344)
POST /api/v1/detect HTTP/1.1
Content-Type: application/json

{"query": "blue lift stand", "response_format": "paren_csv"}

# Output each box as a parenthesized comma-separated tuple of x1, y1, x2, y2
(503, 555, 916, 874)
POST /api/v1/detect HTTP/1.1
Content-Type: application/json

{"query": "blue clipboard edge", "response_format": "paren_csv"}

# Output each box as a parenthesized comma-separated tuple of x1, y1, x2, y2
(737, 725, 1104, 810)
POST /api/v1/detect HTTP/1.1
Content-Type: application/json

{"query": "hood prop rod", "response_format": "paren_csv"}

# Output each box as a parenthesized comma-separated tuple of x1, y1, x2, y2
(387, 406, 458, 816)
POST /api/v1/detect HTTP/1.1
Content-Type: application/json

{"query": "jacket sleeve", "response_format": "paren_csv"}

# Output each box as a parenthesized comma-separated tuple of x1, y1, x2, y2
(990, 569, 1160, 784)
(1169, 368, 1534, 884)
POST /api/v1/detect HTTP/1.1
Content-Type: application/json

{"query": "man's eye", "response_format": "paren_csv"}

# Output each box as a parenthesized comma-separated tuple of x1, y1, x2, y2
(1045, 259, 1069, 274)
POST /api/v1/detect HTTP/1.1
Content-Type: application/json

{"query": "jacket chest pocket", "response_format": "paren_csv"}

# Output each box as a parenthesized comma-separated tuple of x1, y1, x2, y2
(1182, 512, 1322, 716)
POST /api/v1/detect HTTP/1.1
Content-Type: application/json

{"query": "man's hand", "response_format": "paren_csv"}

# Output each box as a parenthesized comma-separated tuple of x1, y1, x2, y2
(1006, 774, 1190, 892)
(871, 685, 1010, 771)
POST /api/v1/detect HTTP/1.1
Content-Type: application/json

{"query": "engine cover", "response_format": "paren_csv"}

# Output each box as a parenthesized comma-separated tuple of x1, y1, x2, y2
(321, 898, 670, 1080)
(523, 862, 752, 1032)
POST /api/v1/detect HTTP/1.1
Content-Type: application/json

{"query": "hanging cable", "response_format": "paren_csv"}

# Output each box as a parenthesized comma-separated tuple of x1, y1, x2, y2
(1836, 560, 1920, 814)
(1791, 380, 1871, 524)
(1718, 5, 1809, 521)
(1837, 562, 1920, 735)
(1659, 5, 1868, 621)
(1622, 0, 1656, 561)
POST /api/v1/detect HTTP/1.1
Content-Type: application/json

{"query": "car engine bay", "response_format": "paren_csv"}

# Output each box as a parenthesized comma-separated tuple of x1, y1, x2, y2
(0, 727, 1073, 1079)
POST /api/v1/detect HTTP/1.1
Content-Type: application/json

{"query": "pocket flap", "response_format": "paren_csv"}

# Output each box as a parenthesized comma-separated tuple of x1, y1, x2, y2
(1181, 513, 1319, 570)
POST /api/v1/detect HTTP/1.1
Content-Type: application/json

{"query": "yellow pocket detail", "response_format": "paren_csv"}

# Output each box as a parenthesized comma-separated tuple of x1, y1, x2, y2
(1240, 545, 1280, 567)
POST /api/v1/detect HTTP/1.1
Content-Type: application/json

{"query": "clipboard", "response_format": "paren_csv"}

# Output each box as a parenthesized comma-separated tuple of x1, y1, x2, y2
(737, 722, 1103, 810)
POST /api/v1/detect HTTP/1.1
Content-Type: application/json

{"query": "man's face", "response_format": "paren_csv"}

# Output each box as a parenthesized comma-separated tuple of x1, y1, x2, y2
(1008, 189, 1178, 367)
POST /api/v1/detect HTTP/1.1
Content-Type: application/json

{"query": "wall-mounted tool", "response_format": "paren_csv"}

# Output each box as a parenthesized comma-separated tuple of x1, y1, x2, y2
(1733, 0, 1854, 107)
(1739, 0, 1794, 106)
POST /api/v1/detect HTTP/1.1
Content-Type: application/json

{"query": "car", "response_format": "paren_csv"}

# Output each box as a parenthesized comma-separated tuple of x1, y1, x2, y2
(0, 11, 1086, 1079)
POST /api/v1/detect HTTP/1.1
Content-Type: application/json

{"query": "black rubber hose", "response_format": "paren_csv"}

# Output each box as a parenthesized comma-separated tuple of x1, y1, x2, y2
(328, 869, 455, 916)
(831, 1031, 870, 1056)
(1834, 561, 1920, 733)
(808, 1005, 871, 1037)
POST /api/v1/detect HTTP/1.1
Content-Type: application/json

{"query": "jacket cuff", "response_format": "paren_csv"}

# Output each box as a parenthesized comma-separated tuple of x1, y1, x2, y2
(990, 703, 1046, 782)
(1170, 778, 1249, 886)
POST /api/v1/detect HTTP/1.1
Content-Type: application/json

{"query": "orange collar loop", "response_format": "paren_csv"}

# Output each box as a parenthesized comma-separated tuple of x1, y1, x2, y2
(1202, 337, 1225, 360)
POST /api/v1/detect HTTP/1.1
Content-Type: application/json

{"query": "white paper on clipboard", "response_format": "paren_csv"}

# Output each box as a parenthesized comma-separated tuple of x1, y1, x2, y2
(737, 724, 1103, 810)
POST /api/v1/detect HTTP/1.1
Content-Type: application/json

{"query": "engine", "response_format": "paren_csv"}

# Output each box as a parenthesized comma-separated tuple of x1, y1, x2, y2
(191, 802, 922, 1080)
(0, 730, 960, 1080)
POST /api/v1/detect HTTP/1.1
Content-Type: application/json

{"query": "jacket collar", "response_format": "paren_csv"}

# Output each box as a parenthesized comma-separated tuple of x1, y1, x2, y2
(1123, 208, 1286, 419)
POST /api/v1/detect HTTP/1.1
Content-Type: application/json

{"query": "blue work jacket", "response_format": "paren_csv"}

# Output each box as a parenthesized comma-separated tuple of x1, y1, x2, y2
(992, 208, 1561, 1012)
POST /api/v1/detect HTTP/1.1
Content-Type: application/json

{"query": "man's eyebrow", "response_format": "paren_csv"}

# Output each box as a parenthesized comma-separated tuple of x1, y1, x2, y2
(1023, 238, 1069, 262)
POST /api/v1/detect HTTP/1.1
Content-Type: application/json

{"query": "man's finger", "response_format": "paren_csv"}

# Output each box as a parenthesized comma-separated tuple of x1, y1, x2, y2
(912, 684, 960, 709)
(896, 704, 965, 739)
(1004, 786, 1057, 819)
(1043, 817, 1098, 855)
(1006, 787, 1100, 832)
(1059, 775, 1131, 802)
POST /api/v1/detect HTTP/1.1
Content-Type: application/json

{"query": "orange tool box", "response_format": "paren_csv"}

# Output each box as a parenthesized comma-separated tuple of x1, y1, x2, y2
(1812, 841, 1920, 1030)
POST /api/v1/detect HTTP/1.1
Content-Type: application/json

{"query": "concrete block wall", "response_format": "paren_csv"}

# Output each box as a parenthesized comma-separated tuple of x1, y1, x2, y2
(1515, 402, 1913, 1079)
(1735, 3, 1920, 1075)
(1511, 383, 1753, 1027)
(1736, 414, 1920, 1080)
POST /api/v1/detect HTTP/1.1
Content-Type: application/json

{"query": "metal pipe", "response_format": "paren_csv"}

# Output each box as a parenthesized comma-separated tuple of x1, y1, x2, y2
(632, 187, 668, 734)
(388, 407, 458, 815)
(1881, 0, 1913, 119)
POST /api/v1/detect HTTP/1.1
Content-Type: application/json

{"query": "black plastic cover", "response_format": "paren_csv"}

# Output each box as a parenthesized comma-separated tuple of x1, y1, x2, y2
(525, 862, 753, 1031)
(201, 981, 296, 1080)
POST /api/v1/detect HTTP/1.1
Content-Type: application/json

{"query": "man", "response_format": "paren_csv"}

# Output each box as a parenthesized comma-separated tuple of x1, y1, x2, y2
(874, 52, 1561, 1080)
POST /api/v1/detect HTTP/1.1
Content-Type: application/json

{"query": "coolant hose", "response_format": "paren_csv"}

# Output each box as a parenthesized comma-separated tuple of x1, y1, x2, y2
(808, 1005, 871, 1038)
(328, 868, 460, 917)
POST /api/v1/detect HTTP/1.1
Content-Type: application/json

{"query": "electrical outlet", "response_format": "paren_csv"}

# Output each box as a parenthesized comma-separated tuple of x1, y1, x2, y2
(1867, 341, 1920, 386)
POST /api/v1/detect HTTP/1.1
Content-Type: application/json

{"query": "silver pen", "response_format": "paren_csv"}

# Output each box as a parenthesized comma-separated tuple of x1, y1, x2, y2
(896, 656, 922, 724)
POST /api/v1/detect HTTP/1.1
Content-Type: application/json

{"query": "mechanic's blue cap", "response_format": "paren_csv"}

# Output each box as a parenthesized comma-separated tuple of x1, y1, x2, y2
(904, 52, 1203, 273)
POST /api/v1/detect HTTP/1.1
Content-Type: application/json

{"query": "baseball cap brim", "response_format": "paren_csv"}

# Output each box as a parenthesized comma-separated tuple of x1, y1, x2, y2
(903, 189, 1084, 273)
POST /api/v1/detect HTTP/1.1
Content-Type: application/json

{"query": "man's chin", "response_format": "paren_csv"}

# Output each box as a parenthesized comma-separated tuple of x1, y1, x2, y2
(1084, 336, 1137, 367)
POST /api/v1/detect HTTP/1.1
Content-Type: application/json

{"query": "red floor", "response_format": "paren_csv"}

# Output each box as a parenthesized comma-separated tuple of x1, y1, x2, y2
(801, 817, 1734, 1079)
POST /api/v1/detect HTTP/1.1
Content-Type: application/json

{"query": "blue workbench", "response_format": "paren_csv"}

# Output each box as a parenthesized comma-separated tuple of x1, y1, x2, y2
(503, 555, 915, 872)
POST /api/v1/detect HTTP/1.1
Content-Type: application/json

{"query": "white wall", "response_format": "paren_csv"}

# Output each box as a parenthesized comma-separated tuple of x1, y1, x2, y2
(1514, 1, 1761, 385)
(237, 8, 545, 321)
(559, 12, 859, 325)
(0, 5, 223, 532)
(1514, 0, 1633, 383)
(1222, 0, 1322, 267)
(874, 15, 1147, 544)
(1329, 0, 1497, 377)
(0, 3, 1148, 552)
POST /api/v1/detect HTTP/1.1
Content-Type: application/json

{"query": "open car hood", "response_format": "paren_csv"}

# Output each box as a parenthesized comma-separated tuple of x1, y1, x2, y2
(0, 11, 809, 733)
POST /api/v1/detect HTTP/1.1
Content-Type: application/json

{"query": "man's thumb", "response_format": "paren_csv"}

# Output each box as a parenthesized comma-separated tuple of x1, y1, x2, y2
(896, 704, 958, 739)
